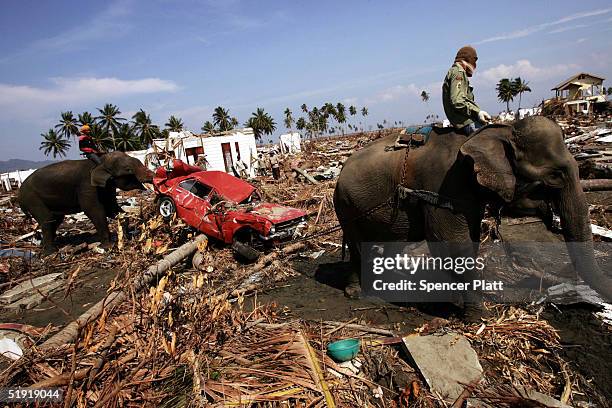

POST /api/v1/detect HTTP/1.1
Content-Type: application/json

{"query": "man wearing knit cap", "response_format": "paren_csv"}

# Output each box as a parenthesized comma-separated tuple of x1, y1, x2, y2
(442, 45, 491, 135)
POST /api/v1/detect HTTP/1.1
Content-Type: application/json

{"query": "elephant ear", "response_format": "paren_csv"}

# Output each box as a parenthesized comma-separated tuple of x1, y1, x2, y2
(459, 128, 516, 202)
(91, 164, 112, 187)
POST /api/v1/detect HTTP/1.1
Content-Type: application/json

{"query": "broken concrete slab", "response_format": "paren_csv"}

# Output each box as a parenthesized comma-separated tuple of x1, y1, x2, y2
(0, 273, 62, 304)
(4, 280, 64, 310)
(402, 333, 483, 403)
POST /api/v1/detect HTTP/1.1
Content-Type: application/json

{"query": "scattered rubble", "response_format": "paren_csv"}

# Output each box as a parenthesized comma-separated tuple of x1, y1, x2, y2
(0, 127, 610, 406)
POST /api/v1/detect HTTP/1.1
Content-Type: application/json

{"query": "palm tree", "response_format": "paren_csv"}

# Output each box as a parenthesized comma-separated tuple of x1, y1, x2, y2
(96, 103, 125, 136)
(513, 77, 531, 111)
(420, 90, 430, 103)
(301, 104, 308, 113)
(213, 106, 232, 131)
(361, 107, 368, 131)
(131, 109, 160, 147)
(231, 117, 239, 129)
(77, 112, 94, 127)
(296, 117, 306, 131)
(309, 107, 321, 138)
(40, 129, 70, 158)
(284, 108, 294, 131)
(349, 105, 357, 116)
(89, 123, 114, 151)
(55, 111, 79, 140)
(114, 123, 140, 151)
(245, 108, 276, 142)
(496, 78, 516, 113)
(323, 103, 337, 118)
(335, 103, 347, 134)
(164, 115, 184, 132)
(201, 121, 215, 134)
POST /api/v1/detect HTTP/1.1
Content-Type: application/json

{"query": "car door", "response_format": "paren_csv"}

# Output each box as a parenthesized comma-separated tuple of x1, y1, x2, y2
(189, 181, 222, 238)
(174, 179, 221, 238)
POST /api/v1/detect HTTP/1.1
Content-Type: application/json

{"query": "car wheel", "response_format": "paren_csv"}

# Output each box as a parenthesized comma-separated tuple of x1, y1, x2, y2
(232, 239, 261, 263)
(158, 197, 176, 221)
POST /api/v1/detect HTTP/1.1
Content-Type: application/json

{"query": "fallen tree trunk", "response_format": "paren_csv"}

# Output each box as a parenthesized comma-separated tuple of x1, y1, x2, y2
(581, 179, 612, 191)
(40, 234, 207, 351)
(292, 167, 320, 185)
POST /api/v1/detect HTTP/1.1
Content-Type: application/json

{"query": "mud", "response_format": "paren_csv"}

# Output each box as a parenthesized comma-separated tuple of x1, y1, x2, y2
(0, 267, 118, 329)
(545, 305, 612, 401)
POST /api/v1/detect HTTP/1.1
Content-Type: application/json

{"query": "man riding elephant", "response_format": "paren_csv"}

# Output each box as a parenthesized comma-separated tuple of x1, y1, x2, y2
(442, 45, 491, 135)
(334, 117, 612, 309)
(19, 151, 154, 255)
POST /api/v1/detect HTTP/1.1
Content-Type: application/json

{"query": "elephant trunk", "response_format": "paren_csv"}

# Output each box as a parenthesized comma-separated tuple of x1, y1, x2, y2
(136, 167, 155, 185)
(555, 164, 612, 301)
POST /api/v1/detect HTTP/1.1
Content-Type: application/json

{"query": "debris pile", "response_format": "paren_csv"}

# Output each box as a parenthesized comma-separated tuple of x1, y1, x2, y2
(0, 127, 611, 406)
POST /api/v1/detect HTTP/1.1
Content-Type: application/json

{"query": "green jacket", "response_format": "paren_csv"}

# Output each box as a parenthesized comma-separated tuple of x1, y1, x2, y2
(442, 63, 481, 128)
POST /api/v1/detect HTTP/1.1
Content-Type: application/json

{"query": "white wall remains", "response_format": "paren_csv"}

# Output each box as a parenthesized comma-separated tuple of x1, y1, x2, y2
(279, 132, 302, 154)
(127, 128, 259, 177)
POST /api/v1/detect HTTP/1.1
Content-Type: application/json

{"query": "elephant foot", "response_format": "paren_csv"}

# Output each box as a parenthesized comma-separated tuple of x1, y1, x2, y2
(41, 246, 58, 257)
(100, 241, 114, 251)
(461, 302, 492, 323)
(344, 282, 362, 299)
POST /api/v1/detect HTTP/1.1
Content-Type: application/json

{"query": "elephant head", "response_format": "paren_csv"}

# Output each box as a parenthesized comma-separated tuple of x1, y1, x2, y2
(460, 116, 612, 301)
(91, 151, 154, 190)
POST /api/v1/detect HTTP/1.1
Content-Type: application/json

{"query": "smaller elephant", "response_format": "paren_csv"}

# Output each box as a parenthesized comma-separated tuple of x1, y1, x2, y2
(19, 152, 154, 254)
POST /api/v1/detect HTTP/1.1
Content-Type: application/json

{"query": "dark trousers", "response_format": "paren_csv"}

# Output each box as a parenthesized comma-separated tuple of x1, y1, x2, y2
(272, 167, 281, 180)
(455, 122, 482, 136)
(85, 153, 102, 165)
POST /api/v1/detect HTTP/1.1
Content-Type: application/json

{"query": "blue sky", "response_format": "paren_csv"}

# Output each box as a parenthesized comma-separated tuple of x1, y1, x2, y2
(1, 0, 611, 160)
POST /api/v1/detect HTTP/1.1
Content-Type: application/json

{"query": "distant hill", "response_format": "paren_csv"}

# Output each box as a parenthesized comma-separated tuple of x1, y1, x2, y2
(0, 159, 57, 173)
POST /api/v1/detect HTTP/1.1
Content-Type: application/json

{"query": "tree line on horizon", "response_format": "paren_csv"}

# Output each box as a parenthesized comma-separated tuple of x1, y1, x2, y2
(40, 102, 371, 158)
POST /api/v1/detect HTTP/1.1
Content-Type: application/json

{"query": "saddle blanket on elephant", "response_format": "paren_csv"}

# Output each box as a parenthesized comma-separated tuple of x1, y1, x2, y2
(387, 124, 440, 150)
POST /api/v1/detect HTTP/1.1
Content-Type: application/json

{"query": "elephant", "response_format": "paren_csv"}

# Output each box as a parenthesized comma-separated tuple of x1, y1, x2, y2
(18, 151, 154, 254)
(333, 116, 612, 303)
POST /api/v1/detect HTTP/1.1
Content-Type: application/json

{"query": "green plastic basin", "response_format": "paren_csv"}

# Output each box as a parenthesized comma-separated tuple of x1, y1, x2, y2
(327, 338, 360, 362)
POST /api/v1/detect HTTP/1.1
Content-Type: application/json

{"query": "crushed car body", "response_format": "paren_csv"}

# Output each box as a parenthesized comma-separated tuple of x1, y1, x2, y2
(153, 160, 308, 249)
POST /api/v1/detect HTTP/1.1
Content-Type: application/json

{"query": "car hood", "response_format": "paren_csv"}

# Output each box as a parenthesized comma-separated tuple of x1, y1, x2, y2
(250, 202, 307, 224)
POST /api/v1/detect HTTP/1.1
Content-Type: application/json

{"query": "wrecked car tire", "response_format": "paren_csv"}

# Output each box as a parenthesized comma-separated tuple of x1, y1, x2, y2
(232, 240, 261, 263)
(158, 197, 176, 221)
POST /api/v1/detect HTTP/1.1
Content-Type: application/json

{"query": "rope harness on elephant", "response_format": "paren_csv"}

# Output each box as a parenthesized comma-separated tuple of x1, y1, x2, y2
(281, 126, 505, 246)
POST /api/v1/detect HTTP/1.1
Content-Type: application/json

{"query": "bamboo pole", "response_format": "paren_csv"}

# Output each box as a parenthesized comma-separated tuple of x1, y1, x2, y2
(39, 235, 207, 351)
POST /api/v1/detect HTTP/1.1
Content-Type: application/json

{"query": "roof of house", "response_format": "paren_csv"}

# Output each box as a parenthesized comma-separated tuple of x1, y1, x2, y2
(552, 72, 605, 91)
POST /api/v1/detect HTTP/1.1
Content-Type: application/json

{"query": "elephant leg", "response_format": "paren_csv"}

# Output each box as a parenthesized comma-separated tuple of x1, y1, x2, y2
(341, 221, 366, 298)
(423, 207, 484, 314)
(342, 240, 362, 297)
(51, 215, 65, 234)
(82, 206, 111, 247)
(35, 208, 60, 255)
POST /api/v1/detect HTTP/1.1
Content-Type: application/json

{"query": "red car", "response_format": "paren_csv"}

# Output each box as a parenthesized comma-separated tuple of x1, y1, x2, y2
(153, 160, 307, 260)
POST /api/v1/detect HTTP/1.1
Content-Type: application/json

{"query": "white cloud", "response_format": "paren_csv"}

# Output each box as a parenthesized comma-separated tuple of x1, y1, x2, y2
(0, 77, 179, 117)
(477, 60, 577, 85)
(476, 7, 612, 44)
(548, 24, 587, 34)
(367, 84, 419, 104)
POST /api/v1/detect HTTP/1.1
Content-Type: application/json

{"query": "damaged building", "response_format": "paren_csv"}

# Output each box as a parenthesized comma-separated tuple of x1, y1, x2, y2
(550, 72, 607, 115)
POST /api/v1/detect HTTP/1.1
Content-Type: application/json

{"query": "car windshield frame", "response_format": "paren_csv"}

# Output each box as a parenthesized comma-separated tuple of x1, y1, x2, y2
(178, 178, 213, 200)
